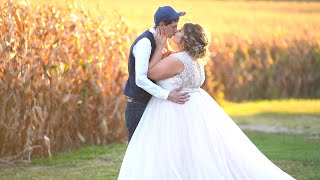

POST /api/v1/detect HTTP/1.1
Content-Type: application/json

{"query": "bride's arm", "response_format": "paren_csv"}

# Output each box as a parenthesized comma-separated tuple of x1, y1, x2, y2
(148, 56, 184, 81)
(148, 44, 164, 70)
(149, 38, 178, 68)
(148, 26, 167, 69)
(148, 28, 183, 81)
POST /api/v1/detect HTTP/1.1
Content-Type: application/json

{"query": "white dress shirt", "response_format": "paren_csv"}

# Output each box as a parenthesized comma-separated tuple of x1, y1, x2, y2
(132, 28, 170, 100)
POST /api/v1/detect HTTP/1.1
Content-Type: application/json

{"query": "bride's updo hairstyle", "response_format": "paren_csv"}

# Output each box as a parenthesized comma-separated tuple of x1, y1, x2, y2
(181, 23, 209, 60)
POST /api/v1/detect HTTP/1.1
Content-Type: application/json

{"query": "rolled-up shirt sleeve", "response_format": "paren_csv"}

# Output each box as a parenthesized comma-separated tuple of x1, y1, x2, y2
(133, 38, 170, 100)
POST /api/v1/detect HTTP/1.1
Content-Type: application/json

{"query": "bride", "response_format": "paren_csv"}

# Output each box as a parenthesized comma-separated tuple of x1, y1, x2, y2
(118, 23, 295, 180)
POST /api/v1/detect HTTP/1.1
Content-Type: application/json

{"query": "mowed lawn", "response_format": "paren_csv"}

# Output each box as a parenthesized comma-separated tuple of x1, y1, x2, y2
(1, 99, 319, 180)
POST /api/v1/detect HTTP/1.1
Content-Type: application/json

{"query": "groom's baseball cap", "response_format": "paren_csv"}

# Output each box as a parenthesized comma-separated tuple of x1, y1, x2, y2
(154, 6, 186, 25)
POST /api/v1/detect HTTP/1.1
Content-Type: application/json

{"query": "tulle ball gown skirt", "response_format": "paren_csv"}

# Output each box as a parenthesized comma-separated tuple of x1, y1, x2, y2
(118, 89, 295, 180)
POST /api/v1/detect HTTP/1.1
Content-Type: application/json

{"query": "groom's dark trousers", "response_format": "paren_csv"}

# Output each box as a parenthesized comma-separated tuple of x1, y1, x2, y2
(125, 98, 147, 142)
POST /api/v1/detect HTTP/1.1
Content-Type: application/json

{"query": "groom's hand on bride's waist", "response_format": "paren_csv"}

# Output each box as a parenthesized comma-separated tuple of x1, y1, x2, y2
(167, 87, 190, 104)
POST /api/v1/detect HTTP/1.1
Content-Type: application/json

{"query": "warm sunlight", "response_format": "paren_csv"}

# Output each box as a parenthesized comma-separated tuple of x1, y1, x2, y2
(1, 0, 319, 179)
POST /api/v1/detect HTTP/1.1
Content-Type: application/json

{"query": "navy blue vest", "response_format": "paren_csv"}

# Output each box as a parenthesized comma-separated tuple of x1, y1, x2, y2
(123, 30, 156, 104)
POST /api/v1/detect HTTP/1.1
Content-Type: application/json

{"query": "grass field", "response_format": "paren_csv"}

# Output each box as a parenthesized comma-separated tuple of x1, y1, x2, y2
(0, 133, 319, 179)
(1, 99, 320, 180)
(224, 99, 320, 133)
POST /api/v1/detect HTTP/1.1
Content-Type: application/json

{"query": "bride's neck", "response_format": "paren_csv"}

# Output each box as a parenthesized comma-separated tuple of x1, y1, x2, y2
(177, 44, 184, 52)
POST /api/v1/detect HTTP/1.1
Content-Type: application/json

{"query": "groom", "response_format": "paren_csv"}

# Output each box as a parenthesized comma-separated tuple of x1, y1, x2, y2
(123, 6, 189, 142)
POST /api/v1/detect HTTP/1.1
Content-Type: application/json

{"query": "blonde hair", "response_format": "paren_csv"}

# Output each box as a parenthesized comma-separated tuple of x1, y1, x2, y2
(181, 23, 209, 60)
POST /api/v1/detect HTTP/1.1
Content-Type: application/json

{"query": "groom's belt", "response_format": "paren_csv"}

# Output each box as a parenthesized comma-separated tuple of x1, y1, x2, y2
(127, 97, 134, 102)
(126, 96, 148, 105)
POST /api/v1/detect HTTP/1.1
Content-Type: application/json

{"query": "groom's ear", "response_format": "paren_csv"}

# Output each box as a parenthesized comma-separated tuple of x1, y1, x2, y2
(158, 22, 165, 27)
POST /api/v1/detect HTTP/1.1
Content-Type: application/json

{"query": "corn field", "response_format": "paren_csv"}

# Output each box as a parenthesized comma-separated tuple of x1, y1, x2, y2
(0, 0, 130, 163)
(1, 0, 320, 163)
(204, 34, 320, 101)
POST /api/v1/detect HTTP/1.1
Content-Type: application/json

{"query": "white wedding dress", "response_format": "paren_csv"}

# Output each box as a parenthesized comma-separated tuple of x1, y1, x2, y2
(118, 51, 295, 180)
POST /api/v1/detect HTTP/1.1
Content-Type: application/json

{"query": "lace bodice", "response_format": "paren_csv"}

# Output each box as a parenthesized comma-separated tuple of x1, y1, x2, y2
(157, 51, 205, 91)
